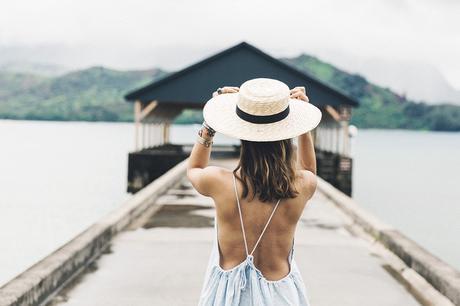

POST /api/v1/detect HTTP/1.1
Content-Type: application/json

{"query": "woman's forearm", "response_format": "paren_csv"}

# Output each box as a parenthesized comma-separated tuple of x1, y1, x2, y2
(297, 131, 317, 174)
(187, 122, 214, 171)
(187, 135, 212, 170)
(187, 87, 236, 171)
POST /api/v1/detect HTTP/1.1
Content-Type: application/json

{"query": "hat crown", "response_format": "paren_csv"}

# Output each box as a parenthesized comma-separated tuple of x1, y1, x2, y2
(237, 78, 290, 116)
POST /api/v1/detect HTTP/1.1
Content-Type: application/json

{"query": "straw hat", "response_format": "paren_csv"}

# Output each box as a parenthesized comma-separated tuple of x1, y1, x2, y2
(203, 78, 322, 142)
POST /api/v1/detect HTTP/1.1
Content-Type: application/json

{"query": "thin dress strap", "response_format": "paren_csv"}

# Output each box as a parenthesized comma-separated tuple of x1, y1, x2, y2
(232, 173, 282, 257)
(233, 173, 249, 257)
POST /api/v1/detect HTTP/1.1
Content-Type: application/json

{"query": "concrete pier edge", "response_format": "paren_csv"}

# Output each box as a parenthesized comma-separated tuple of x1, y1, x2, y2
(0, 158, 189, 306)
(317, 177, 460, 306)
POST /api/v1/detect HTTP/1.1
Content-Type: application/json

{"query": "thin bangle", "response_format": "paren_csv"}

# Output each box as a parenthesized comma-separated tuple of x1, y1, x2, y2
(202, 121, 216, 137)
(197, 135, 213, 147)
(199, 125, 215, 139)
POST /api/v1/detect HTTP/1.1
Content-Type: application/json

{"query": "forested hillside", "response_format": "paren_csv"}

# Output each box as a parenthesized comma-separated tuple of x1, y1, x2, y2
(0, 67, 165, 121)
(283, 55, 460, 131)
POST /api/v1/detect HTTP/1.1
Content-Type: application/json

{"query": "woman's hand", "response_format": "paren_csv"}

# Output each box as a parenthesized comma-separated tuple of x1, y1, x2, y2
(290, 86, 309, 103)
(212, 86, 239, 97)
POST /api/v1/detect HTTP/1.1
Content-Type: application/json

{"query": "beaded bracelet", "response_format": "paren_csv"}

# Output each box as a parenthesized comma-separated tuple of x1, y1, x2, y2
(197, 121, 214, 147)
(201, 121, 216, 137)
(197, 135, 213, 147)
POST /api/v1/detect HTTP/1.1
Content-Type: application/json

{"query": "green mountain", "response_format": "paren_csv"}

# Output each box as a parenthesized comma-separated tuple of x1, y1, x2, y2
(282, 55, 460, 131)
(0, 72, 47, 98)
(0, 67, 166, 121)
(1, 57, 459, 131)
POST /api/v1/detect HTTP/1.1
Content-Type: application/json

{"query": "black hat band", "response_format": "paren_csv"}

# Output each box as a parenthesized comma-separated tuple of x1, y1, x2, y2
(235, 105, 290, 124)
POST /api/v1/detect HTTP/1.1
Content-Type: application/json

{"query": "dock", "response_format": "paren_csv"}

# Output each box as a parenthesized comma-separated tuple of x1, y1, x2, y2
(50, 157, 422, 306)
(0, 156, 458, 306)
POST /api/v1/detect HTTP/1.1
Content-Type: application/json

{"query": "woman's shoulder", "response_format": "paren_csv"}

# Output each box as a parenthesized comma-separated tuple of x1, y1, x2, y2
(295, 169, 318, 200)
(203, 166, 235, 192)
(186, 165, 230, 198)
(209, 167, 317, 198)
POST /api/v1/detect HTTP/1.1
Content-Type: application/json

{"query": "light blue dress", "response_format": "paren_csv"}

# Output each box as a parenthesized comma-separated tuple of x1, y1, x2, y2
(198, 174, 311, 306)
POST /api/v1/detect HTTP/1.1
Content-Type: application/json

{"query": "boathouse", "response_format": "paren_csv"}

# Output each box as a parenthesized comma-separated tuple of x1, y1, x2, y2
(124, 42, 359, 195)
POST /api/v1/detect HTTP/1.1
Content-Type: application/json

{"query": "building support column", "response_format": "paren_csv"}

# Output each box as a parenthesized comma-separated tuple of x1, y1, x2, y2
(134, 100, 142, 151)
(163, 123, 170, 144)
(134, 100, 159, 151)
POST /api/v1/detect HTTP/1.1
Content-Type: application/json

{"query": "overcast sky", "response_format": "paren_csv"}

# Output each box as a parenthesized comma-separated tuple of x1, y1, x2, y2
(1, 0, 459, 89)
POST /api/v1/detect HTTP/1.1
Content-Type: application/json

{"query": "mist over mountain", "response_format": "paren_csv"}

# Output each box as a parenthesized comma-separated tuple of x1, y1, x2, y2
(283, 54, 460, 131)
(348, 58, 460, 105)
(0, 54, 459, 131)
(0, 61, 70, 77)
(1, 44, 458, 105)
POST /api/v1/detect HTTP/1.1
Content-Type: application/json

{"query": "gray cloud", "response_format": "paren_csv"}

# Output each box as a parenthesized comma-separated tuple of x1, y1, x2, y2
(0, 0, 459, 89)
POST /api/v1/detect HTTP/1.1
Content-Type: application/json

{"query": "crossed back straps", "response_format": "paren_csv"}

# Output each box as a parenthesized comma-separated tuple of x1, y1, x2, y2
(232, 173, 281, 257)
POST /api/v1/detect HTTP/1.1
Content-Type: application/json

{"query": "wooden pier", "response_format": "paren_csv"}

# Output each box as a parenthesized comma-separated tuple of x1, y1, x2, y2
(51, 160, 423, 306)
(0, 156, 458, 306)
(50, 157, 426, 306)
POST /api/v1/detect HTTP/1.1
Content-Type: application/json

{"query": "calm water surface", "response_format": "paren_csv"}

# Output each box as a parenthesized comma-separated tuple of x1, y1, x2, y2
(351, 129, 460, 270)
(0, 120, 458, 286)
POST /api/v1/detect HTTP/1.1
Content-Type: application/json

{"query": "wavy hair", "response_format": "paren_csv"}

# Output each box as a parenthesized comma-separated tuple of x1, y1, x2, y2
(233, 138, 300, 203)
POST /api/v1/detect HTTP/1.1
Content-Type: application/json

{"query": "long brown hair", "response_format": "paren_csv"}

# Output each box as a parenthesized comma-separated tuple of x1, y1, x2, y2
(232, 138, 300, 203)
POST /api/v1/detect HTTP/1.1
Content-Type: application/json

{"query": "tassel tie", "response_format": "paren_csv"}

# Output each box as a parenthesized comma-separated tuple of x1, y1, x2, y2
(238, 255, 254, 291)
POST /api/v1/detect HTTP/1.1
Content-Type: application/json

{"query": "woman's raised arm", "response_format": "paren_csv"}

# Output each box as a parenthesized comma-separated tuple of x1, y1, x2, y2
(290, 87, 317, 175)
(186, 86, 239, 197)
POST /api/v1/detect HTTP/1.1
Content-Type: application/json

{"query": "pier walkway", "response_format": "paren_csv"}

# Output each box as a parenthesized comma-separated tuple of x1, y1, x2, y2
(50, 158, 423, 306)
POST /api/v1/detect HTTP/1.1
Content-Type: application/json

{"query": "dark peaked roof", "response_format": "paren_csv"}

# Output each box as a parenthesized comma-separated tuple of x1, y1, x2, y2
(125, 42, 359, 108)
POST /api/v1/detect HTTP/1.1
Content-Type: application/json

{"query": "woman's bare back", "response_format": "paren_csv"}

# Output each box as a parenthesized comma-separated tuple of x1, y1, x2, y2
(209, 168, 316, 281)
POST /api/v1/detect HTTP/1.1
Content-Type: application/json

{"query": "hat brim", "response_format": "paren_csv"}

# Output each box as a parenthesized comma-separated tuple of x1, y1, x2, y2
(203, 93, 322, 142)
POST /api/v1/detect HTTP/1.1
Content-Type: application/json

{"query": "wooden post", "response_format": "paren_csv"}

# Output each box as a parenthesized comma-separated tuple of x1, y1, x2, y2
(325, 126, 328, 152)
(316, 126, 322, 151)
(320, 127, 324, 151)
(167, 123, 171, 143)
(153, 123, 159, 146)
(163, 123, 170, 144)
(149, 123, 153, 148)
(134, 100, 142, 151)
(339, 105, 352, 157)
(160, 123, 164, 145)
(147, 123, 150, 148)
(151, 123, 157, 147)
(141, 123, 145, 149)
(134, 100, 159, 151)
(342, 121, 349, 157)
(151, 123, 154, 148)
(335, 125, 341, 154)
(145, 123, 149, 148)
